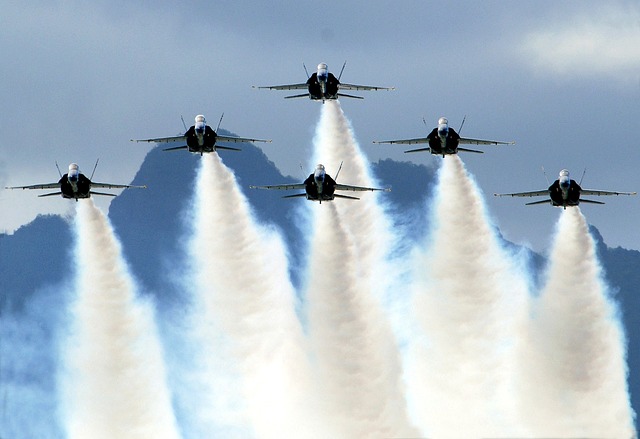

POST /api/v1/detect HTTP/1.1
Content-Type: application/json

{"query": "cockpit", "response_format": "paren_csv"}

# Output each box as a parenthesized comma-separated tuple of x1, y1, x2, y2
(437, 117, 449, 136)
(559, 169, 571, 188)
(314, 164, 326, 181)
(195, 115, 206, 134)
(68, 163, 80, 182)
(317, 63, 329, 81)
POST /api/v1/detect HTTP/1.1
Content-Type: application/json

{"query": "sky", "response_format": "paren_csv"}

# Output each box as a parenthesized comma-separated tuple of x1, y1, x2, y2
(2, 0, 640, 252)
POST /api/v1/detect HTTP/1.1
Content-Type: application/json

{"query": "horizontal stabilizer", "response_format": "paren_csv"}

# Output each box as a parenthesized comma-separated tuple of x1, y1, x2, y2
(457, 147, 484, 154)
(333, 193, 360, 200)
(285, 93, 310, 99)
(282, 193, 307, 199)
(525, 199, 552, 206)
(404, 147, 431, 153)
(215, 145, 242, 152)
(580, 199, 606, 205)
(38, 192, 62, 198)
(336, 93, 364, 100)
(163, 145, 189, 152)
(90, 191, 117, 197)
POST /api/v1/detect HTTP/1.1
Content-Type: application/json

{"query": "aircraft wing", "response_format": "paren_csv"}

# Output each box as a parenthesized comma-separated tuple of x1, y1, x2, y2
(494, 190, 549, 198)
(5, 182, 59, 190)
(131, 135, 187, 144)
(249, 184, 306, 191)
(334, 184, 390, 192)
(459, 137, 515, 146)
(253, 83, 308, 91)
(217, 135, 272, 144)
(581, 189, 637, 196)
(373, 137, 429, 145)
(339, 83, 395, 91)
(91, 182, 147, 189)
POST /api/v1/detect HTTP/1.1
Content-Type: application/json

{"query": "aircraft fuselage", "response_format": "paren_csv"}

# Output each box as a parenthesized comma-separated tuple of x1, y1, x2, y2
(185, 124, 218, 153)
(548, 176, 582, 208)
(306, 72, 340, 101)
(429, 126, 462, 156)
(303, 169, 337, 202)
(59, 172, 92, 199)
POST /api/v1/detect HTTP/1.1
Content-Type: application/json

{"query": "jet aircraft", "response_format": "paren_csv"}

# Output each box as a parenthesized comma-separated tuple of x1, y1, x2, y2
(249, 163, 390, 202)
(131, 114, 271, 155)
(494, 169, 636, 209)
(254, 62, 394, 102)
(5, 162, 146, 201)
(373, 117, 514, 157)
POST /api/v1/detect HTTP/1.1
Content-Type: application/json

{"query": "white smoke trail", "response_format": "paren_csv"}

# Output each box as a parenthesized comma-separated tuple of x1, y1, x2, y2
(306, 203, 418, 437)
(189, 154, 325, 439)
(61, 199, 181, 439)
(406, 156, 529, 437)
(303, 101, 418, 436)
(517, 207, 635, 436)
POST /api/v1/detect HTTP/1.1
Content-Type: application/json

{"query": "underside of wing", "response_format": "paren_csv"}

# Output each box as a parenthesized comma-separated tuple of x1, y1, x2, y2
(217, 135, 272, 144)
(459, 137, 515, 146)
(131, 135, 187, 144)
(5, 182, 59, 190)
(334, 184, 390, 192)
(494, 190, 549, 198)
(339, 83, 395, 91)
(91, 182, 147, 189)
(373, 137, 429, 145)
(581, 189, 637, 196)
(249, 184, 306, 191)
(254, 83, 308, 90)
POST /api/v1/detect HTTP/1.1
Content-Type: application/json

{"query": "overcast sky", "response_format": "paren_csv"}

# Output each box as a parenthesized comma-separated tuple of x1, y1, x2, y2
(2, 0, 640, 251)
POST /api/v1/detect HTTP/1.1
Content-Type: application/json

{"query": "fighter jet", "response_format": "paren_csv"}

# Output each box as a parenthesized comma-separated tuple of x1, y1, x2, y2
(253, 62, 394, 102)
(494, 169, 636, 209)
(131, 114, 271, 155)
(5, 162, 146, 201)
(373, 116, 514, 157)
(249, 163, 390, 203)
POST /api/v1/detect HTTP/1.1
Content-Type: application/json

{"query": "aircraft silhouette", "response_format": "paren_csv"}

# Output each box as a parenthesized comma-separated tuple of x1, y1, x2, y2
(373, 116, 514, 157)
(254, 62, 394, 102)
(250, 163, 390, 203)
(131, 114, 271, 155)
(494, 169, 636, 209)
(5, 161, 145, 201)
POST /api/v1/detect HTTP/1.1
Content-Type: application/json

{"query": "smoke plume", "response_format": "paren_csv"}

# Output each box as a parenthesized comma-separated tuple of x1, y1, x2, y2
(406, 156, 529, 436)
(517, 207, 635, 436)
(303, 101, 418, 436)
(61, 199, 181, 439)
(188, 153, 324, 438)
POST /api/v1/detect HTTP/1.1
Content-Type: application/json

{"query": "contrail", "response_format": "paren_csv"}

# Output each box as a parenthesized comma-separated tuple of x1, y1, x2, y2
(304, 101, 418, 436)
(406, 156, 529, 437)
(61, 200, 181, 439)
(188, 153, 325, 439)
(517, 207, 635, 436)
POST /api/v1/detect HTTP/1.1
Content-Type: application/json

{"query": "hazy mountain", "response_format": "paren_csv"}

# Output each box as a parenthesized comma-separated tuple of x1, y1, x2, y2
(1, 139, 638, 434)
